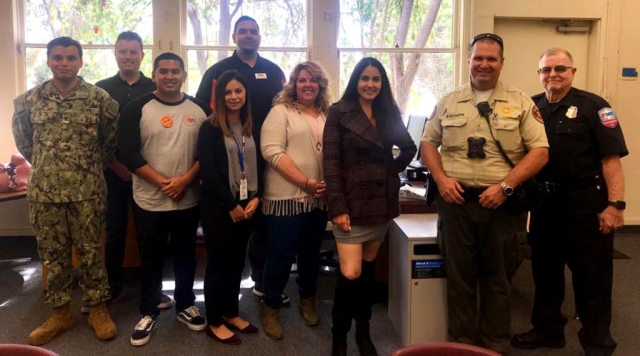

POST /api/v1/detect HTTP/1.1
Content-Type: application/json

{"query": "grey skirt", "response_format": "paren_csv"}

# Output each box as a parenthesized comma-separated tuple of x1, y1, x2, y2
(332, 221, 391, 244)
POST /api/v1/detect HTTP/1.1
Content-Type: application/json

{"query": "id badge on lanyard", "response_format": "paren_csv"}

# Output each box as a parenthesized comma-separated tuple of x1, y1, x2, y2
(239, 176, 248, 200)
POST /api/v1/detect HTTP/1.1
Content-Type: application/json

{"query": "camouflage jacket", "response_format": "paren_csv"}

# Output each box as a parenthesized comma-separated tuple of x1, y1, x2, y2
(11, 78, 119, 203)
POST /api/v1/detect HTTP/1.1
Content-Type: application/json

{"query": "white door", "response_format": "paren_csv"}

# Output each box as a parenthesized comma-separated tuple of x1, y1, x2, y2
(494, 18, 590, 97)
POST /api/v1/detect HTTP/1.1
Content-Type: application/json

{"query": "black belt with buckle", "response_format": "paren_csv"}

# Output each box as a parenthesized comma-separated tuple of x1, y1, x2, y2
(536, 176, 600, 194)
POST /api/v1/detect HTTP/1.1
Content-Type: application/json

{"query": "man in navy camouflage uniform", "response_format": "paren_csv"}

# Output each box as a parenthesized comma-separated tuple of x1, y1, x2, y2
(12, 37, 119, 345)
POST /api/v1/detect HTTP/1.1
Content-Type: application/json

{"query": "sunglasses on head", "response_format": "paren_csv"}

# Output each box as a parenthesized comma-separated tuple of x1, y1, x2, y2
(470, 33, 504, 50)
(538, 65, 573, 74)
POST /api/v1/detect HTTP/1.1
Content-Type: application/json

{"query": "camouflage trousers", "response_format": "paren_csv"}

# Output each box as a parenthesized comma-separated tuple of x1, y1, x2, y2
(29, 199, 110, 307)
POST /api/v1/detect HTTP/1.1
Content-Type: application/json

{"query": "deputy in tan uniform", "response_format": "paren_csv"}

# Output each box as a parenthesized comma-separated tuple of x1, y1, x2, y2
(12, 37, 119, 346)
(421, 33, 548, 354)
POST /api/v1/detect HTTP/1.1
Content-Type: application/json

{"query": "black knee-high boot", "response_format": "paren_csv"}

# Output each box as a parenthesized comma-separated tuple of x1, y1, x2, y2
(331, 270, 354, 356)
(355, 260, 378, 356)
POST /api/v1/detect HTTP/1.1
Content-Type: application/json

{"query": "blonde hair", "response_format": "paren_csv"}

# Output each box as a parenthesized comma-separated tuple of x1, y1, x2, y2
(273, 61, 332, 116)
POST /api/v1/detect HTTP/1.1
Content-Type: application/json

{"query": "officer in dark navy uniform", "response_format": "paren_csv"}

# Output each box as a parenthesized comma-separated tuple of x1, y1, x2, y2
(512, 48, 627, 356)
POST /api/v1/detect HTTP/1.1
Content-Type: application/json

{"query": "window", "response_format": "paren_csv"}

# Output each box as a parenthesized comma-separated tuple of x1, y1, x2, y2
(22, 0, 154, 89)
(15, 0, 462, 105)
(338, 0, 456, 117)
(185, 0, 308, 95)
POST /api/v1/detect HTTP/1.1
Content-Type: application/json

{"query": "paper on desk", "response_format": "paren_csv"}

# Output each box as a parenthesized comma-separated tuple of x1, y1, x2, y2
(399, 184, 426, 200)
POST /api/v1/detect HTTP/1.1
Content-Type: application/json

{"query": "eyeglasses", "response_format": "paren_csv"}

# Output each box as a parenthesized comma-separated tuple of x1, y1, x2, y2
(538, 65, 573, 74)
(470, 33, 504, 50)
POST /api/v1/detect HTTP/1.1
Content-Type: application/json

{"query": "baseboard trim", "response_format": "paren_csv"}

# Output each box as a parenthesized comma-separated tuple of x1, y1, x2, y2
(0, 229, 35, 237)
(618, 225, 640, 234)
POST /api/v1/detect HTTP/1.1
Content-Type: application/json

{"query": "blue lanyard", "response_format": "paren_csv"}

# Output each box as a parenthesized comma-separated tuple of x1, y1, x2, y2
(232, 134, 246, 176)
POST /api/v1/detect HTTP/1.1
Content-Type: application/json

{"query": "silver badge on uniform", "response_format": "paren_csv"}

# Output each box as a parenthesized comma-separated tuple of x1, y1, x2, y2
(566, 106, 578, 119)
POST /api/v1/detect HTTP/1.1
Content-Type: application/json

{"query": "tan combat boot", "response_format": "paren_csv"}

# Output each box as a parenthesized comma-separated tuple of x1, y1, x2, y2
(261, 303, 283, 340)
(88, 302, 118, 340)
(299, 297, 319, 326)
(28, 303, 74, 345)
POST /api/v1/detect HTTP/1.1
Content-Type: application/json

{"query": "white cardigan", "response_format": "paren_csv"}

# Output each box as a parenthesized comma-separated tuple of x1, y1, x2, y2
(260, 104, 326, 216)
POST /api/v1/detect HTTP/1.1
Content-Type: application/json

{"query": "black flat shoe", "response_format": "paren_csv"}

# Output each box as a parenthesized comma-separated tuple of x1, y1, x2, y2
(224, 320, 259, 334)
(205, 326, 242, 345)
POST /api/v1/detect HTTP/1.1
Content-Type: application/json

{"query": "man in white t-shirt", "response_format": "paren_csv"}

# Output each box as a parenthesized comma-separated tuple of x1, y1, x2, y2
(118, 52, 211, 347)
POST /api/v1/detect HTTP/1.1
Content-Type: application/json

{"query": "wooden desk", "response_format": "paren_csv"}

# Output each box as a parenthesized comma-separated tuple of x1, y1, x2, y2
(0, 191, 27, 202)
(0, 191, 30, 269)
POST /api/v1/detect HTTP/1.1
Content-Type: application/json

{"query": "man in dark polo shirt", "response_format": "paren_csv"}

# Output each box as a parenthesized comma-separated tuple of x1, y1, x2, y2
(94, 31, 171, 311)
(196, 15, 287, 303)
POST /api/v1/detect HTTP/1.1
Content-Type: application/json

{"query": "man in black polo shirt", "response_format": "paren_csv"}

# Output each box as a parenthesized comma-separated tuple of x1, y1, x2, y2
(196, 15, 288, 303)
(94, 31, 171, 310)
(511, 47, 627, 356)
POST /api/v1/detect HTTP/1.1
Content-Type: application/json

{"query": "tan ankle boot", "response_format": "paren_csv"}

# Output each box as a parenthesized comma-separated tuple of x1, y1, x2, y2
(261, 304, 283, 340)
(28, 303, 74, 345)
(88, 302, 118, 340)
(299, 297, 319, 326)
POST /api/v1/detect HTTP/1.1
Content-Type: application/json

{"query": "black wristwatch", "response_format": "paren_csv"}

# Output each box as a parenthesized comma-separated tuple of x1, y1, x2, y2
(608, 200, 626, 210)
(500, 182, 514, 196)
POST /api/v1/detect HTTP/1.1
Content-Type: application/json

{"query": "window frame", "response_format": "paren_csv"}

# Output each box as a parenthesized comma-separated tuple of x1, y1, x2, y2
(14, 0, 465, 100)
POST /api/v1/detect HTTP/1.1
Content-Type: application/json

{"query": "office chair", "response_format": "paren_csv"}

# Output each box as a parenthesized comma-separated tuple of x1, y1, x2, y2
(391, 342, 500, 356)
(0, 344, 60, 356)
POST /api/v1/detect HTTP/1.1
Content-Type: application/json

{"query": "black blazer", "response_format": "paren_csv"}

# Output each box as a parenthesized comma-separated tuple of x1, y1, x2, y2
(323, 100, 416, 225)
(197, 122, 264, 210)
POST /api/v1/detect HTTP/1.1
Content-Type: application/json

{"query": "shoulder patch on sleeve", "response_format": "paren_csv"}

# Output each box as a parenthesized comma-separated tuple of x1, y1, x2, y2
(105, 98, 119, 119)
(427, 106, 437, 121)
(13, 94, 28, 113)
(532, 105, 544, 123)
(598, 107, 618, 128)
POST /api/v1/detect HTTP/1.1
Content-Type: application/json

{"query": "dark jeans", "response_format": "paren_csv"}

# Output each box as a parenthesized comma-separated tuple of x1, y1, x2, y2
(262, 208, 327, 309)
(437, 197, 527, 354)
(104, 168, 134, 296)
(201, 197, 254, 326)
(248, 212, 269, 291)
(529, 187, 616, 355)
(134, 203, 199, 316)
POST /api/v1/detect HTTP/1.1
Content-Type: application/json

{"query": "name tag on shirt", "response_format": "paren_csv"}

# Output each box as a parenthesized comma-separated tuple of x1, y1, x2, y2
(255, 73, 268, 79)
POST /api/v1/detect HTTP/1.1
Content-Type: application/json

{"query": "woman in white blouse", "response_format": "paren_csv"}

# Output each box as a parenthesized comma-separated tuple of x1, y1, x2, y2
(259, 61, 332, 340)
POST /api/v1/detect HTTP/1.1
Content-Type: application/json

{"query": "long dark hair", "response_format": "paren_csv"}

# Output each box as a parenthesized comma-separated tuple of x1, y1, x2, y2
(341, 57, 402, 138)
(210, 70, 253, 137)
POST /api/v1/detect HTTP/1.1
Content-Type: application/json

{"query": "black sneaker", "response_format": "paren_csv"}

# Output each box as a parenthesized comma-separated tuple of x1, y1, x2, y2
(252, 287, 290, 305)
(158, 293, 173, 309)
(130, 315, 157, 346)
(176, 306, 206, 331)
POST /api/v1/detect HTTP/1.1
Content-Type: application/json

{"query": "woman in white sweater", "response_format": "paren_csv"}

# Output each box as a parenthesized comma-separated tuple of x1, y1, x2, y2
(259, 61, 332, 340)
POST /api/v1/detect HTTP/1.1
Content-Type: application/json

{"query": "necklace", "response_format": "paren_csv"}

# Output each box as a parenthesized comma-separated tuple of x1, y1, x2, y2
(306, 112, 324, 151)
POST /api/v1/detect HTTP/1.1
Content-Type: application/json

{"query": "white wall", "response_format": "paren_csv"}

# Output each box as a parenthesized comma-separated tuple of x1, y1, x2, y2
(0, 0, 19, 156)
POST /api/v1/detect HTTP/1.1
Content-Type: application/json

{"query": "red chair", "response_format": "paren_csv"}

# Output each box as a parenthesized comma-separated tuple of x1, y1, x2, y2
(0, 344, 60, 356)
(392, 342, 501, 356)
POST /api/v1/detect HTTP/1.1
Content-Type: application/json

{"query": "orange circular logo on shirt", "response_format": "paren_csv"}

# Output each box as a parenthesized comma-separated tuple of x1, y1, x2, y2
(160, 115, 173, 128)
(183, 114, 197, 126)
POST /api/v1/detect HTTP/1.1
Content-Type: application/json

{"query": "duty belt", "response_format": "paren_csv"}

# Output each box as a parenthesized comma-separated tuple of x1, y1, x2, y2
(460, 186, 486, 201)
(536, 176, 601, 194)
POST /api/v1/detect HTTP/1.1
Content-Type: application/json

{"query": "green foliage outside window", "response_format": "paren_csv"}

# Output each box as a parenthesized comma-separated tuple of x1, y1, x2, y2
(24, 0, 153, 89)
